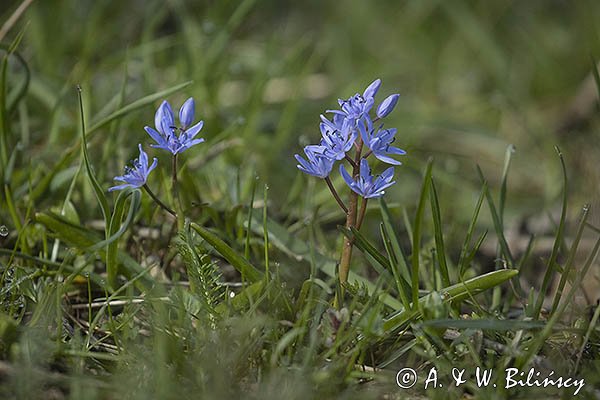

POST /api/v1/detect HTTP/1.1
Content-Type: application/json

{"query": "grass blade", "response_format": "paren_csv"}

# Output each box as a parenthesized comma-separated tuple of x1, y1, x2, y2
(77, 86, 110, 222)
(379, 223, 411, 309)
(429, 177, 450, 288)
(476, 165, 515, 265)
(379, 198, 411, 287)
(87, 81, 193, 135)
(532, 146, 568, 318)
(411, 159, 433, 307)
(244, 176, 258, 259)
(0, 44, 30, 115)
(339, 226, 392, 274)
(338, 226, 397, 289)
(190, 221, 263, 283)
(550, 204, 590, 311)
(499, 144, 515, 225)
(458, 183, 486, 277)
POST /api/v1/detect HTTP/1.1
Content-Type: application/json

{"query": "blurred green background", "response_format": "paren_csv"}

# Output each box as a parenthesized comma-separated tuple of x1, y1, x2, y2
(3, 0, 600, 241)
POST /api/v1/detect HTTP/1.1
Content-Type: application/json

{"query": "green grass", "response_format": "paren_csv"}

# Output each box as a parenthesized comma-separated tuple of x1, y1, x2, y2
(1, 1, 600, 399)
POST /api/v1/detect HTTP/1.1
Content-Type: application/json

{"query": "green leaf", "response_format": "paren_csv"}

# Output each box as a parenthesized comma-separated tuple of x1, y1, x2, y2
(84, 189, 142, 288)
(86, 189, 141, 253)
(34, 211, 153, 290)
(190, 222, 263, 283)
(339, 226, 393, 279)
(383, 269, 519, 333)
(422, 318, 545, 331)
(217, 280, 264, 313)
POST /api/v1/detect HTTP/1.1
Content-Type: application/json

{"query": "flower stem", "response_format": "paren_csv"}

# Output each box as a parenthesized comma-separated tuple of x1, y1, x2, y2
(356, 197, 368, 231)
(337, 136, 363, 304)
(143, 184, 176, 217)
(338, 192, 357, 284)
(172, 153, 184, 231)
(325, 177, 348, 213)
(344, 154, 358, 169)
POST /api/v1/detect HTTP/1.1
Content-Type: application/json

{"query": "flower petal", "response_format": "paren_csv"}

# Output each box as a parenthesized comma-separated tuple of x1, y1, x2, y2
(359, 159, 371, 180)
(181, 138, 205, 151)
(155, 101, 174, 133)
(380, 166, 395, 181)
(339, 163, 357, 192)
(150, 143, 171, 152)
(358, 119, 370, 148)
(363, 96, 375, 114)
(319, 115, 336, 131)
(363, 79, 381, 99)
(147, 158, 158, 175)
(374, 152, 403, 165)
(179, 97, 195, 129)
(367, 179, 395, 198)
(386, 146, 406, 155)
(295, 154, 310, 170)
(138, 144, 148, 167)
(145, 126, 167, 146)
(185, 120, 204, 139)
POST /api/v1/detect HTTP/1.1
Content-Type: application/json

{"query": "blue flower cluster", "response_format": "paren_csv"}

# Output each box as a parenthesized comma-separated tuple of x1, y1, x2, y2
(109, 98, 204, 191)
(295, 79, 405, 199)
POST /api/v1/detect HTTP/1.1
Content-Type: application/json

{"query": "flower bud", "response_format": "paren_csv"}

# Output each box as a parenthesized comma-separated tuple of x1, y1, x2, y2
(363, 78, 381, 100)
(376, 94, 400, 118)
(179, 97, 195, 129)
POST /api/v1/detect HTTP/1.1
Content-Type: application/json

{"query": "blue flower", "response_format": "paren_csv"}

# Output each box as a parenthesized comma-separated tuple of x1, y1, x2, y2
(320, 113, 351, 134)
(318, 120, 357, 161)
(144, 98, 205, 155)
(326, 79, 381, 126)
(339, 159, 395, 198)
(358, 117, 406, 165)
(109, 144, 158, 192)
(295, 145, 335, 178)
